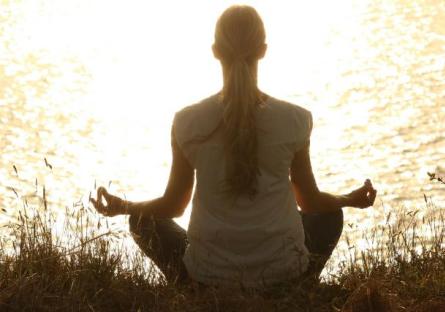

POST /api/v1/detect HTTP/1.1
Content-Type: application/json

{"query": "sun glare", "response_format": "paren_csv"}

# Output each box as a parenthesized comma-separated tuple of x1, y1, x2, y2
(3, 0, 445, 252)
(14, 0, 364, 113)
(4, 0, 370, 227)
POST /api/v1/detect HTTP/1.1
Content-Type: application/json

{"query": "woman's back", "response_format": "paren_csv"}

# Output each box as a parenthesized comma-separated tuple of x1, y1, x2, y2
(91, 5, 376, 289)
(174, 93, 313, 287)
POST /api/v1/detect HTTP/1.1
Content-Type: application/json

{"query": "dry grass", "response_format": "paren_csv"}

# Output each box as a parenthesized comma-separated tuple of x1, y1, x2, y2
(1, 184, 444, 311)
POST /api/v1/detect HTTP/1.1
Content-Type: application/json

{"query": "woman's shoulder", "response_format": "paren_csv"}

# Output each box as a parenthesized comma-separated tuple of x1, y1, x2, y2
(262, 95, 312, 131)
(175, 93, 221, 118)
(173, 93, 222, 139)
(265, 95, 312, 118)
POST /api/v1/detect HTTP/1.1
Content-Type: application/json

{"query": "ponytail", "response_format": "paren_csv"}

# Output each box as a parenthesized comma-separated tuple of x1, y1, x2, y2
(215, 6, 266, 198)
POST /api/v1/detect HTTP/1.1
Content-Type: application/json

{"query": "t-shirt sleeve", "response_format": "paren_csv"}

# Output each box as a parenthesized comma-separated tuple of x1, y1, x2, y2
(294, 107, 313, 152)
(304, 109, 313, 143)
(173, 109, 197, 168)
(173, 111, 185, 148)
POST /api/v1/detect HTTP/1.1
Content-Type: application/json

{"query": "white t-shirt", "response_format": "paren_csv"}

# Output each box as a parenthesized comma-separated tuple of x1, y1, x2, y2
(173, 93, 312, 287)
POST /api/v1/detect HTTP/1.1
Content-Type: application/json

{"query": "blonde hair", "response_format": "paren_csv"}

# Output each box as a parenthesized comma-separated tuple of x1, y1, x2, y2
(214, 5, 266, 197)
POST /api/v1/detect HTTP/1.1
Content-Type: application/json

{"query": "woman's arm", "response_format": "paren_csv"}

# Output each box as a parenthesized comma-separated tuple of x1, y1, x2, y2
(290, 141, 376, 214)
(90, 128, 195, 218)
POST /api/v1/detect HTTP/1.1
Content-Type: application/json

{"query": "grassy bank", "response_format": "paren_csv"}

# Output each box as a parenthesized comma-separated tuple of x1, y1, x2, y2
(0, 192, 444, 311)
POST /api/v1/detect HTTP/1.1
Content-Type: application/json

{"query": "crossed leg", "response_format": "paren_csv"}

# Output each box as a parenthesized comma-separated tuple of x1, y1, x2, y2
(129, 209, 343, 285)
(129, 213, 189, 284)
(301, 209, 344, 280)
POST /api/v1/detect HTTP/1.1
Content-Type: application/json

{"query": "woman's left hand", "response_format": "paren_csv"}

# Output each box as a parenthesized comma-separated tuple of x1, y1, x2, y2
(90, 186, 127, 217)
(347, 179, 377, 209)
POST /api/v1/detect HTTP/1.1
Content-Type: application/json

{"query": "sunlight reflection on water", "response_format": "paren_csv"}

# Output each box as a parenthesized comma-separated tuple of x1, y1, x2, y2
(1, 0, 444, 240)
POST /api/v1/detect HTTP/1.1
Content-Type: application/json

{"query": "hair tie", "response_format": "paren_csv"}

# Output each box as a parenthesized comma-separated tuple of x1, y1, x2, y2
(232, 54, 248, 63)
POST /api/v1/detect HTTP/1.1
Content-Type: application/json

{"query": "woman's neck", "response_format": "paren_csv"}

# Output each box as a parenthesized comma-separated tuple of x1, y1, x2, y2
(221, 61, 259, 86)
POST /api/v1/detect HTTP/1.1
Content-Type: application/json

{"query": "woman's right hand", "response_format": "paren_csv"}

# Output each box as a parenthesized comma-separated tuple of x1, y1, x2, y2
(347, 179, 377, 209)
(90, 186, 127, 217)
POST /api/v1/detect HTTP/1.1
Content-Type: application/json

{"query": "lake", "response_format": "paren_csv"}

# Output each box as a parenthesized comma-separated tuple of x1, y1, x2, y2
(1, 0, 444, 242)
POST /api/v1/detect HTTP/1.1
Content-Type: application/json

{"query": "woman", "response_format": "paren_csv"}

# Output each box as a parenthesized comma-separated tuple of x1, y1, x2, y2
(91, 5, 377, 288)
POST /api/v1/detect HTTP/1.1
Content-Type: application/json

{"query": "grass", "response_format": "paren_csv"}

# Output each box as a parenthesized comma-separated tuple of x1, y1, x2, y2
(0, 182, 444, 311)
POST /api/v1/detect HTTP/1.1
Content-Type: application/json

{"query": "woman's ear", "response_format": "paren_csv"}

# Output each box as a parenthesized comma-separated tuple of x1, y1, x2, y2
(258, 43, 267, 59)
(212, 44, 221, 60)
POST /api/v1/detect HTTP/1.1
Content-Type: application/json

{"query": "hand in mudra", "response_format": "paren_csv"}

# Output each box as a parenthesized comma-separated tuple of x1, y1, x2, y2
(348, 179, 377, 209)
(90, 186, 126, 217)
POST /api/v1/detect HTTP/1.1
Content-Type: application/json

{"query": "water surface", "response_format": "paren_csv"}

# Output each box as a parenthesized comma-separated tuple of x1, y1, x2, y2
(1, 0, 444, 237)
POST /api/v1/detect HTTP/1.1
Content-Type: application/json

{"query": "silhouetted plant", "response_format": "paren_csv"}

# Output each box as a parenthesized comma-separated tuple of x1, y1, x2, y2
(1, 179, 444, 311)
(427, 172, 445, 185)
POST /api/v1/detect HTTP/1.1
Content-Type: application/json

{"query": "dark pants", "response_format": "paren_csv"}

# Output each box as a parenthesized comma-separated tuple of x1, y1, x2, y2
(129, 210, 343, 285)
